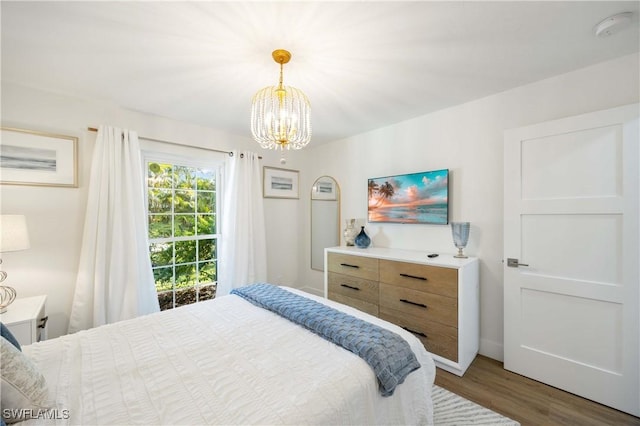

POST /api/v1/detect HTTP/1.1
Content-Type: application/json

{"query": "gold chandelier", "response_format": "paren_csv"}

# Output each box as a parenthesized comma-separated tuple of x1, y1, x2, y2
(251, 49, 311, 150)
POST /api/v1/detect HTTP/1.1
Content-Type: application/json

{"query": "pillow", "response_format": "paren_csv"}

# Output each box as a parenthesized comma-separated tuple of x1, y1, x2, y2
(0, 338, 50, 424)
(0, 323, 21, 351)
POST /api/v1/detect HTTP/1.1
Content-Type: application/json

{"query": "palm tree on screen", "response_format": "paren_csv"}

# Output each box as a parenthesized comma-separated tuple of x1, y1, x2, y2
(368, 180, 379, 198)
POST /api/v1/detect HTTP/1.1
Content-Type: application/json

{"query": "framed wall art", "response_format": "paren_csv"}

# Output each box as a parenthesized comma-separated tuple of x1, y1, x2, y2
(263, 166, 299, 199)
(1, 127, 78, 187)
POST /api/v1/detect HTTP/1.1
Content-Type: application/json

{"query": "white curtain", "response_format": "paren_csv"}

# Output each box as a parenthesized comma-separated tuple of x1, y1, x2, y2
(218, 150, 267, 296)
(68, 125, 159, 333)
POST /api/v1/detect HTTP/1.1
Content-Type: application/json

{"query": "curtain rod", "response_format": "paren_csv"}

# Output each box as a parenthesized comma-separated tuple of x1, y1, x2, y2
(87, 127, 261, 159)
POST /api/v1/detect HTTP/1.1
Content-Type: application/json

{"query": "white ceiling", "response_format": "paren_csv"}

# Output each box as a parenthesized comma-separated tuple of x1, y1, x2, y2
(2, 1, 639, 145)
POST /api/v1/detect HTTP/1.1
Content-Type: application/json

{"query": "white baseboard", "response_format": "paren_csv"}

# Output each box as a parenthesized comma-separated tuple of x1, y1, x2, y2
(298, 286, 323, 297)
(479, 338, 504, 362)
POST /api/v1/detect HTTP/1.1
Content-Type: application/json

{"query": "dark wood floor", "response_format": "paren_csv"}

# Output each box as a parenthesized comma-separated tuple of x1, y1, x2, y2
(434, 355, 640, 426)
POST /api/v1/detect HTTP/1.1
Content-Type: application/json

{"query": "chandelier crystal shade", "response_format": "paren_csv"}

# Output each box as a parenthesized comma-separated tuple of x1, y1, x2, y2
(251, 49, 311, 150)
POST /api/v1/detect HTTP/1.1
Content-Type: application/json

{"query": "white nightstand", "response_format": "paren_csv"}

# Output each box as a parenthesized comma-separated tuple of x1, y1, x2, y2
(0, 295, 48, 346)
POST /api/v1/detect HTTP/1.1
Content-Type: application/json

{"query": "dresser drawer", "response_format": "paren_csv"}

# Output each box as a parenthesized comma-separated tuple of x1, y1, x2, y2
(380, 307, 458, 362)
(327, 253, 378, 281)
(379, 283, 457, 328)
(328, 292, 379, 317)
(328, 272, 379, 305)
(379, 259, 458, 298)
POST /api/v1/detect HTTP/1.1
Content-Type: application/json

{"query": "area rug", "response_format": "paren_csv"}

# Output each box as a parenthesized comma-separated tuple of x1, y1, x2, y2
(432, 385, 520, 425)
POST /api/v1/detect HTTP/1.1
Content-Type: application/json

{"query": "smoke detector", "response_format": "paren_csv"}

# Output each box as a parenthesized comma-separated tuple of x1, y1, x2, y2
(594, 12, 633, 37)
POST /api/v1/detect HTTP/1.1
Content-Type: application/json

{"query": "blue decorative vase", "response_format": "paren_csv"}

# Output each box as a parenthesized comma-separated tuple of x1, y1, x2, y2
(354, 226, 371, 248)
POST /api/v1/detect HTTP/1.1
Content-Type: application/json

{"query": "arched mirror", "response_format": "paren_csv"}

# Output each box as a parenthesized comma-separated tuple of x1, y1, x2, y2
(311, 176, 340, 271)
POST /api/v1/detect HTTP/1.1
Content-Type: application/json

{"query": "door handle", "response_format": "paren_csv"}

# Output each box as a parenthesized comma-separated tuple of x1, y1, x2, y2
(507, 258, 529, 268)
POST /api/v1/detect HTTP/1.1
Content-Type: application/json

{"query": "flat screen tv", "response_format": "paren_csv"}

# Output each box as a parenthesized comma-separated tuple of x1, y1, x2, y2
(367, 169, 449, 224)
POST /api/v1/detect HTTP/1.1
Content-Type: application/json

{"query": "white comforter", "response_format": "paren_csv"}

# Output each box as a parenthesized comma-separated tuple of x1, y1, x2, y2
(22, 288, 435, 425)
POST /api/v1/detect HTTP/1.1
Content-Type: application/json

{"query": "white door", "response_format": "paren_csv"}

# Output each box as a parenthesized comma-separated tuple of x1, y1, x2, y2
(504, 103, 639, 416)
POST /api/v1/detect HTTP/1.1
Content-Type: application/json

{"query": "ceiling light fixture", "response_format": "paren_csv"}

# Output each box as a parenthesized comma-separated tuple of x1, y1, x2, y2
(594, 12, 633, 38)
(251, 49, 311, 151)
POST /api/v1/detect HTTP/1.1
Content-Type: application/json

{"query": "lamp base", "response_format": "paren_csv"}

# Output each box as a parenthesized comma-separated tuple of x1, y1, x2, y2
(0, 285, 17, 313)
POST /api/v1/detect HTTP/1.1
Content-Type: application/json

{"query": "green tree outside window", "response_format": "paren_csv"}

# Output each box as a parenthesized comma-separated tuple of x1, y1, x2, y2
(147, 161, 219, 310)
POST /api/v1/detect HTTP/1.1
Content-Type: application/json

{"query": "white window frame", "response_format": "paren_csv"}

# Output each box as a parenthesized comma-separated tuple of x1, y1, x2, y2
(142, 151, 223, 309)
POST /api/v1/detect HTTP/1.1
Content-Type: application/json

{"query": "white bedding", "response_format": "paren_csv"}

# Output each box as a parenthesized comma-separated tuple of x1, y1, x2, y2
(21, 288, 435, 425)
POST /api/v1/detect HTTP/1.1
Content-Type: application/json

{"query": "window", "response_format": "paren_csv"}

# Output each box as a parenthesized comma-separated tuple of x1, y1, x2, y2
(146, 160, 219, 310)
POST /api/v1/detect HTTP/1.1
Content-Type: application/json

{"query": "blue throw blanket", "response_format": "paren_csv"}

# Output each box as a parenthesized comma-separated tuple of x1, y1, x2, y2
(231, 283, 421, 396)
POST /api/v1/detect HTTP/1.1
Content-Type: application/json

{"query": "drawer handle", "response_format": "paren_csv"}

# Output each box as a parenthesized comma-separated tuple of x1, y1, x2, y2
(340, 284, 360, 291)
(400, 299, 427, 309)
(340, 263, 360, 269)
(399, 273, 427, 281)
(402, 326, 427, 338)
(38, 316, 49, 329)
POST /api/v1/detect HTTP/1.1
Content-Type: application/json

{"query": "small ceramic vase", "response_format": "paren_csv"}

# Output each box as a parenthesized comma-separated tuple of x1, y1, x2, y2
(343, 219, 356, 246)
(354, 226, 371, 248)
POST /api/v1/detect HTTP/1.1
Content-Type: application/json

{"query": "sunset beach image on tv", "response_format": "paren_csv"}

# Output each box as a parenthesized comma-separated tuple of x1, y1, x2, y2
(368, 169, 448, 224)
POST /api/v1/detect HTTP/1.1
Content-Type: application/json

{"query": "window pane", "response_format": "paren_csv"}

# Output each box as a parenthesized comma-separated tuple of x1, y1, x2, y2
(198, 239, 215, 261)
(197, 191, 215, 213)
(174, 166, 195, 189)
(153, 267, 173, 292)
(198, 283, 216, 301)
(148, 189, 172, 214)
(175, 190, 195, 213)
(196, 169, 216, 191)
(198, 261, 216, 283)
(174, 215, 196, 236)
(175, 286, 195, 308)
(197, 214, 216, 235)
(150, 242, 173, 267)
(158, 290, 174, 311)
(175, 240, 196, 264)
(149, 215, 172, 238)
(148, 163, 173, 188)
(175, 263, 196, 288)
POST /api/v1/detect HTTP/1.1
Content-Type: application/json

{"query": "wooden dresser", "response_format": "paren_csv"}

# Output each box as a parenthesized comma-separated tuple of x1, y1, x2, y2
(324, 246, 479, 376)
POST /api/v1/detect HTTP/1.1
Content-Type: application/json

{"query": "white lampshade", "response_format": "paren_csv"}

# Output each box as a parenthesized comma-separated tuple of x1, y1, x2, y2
(0, 215, 31, 253)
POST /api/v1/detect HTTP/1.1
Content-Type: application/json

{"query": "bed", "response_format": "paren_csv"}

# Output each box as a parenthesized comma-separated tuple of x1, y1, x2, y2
(4, 286, 435, 425)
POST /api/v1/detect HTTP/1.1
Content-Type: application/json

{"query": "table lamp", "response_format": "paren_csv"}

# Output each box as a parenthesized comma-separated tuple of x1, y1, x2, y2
(0, 215, 30, 313)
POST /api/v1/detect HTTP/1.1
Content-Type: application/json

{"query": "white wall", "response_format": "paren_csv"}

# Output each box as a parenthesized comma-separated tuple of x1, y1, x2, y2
(0, 82, 302, 338)
(296, 53, 640, 361)
(3, 53, 638, 353)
